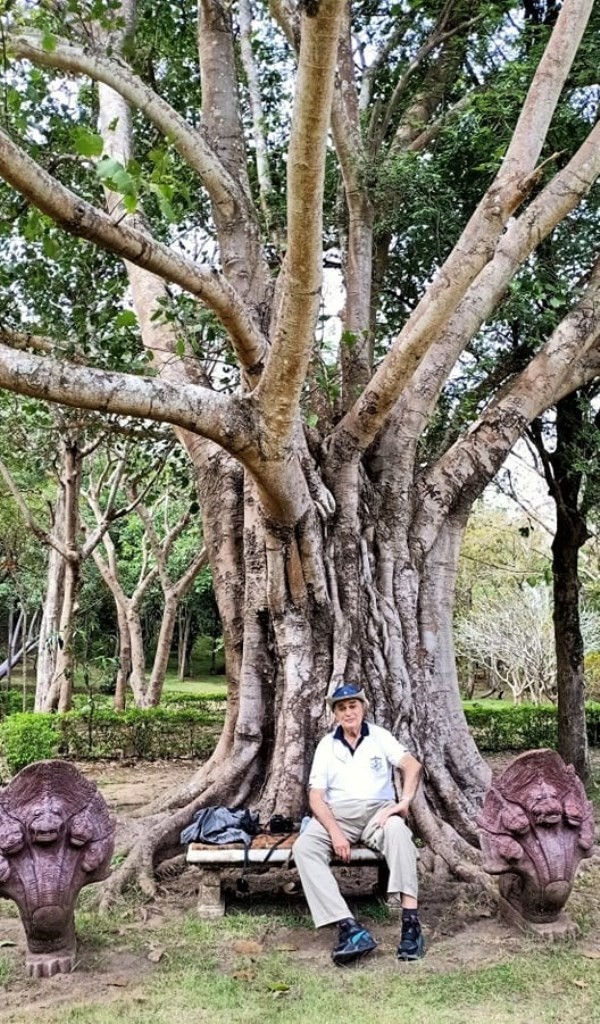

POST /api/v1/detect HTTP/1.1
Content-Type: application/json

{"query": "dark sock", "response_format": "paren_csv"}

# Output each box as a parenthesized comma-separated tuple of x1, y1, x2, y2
(402, 909, 419, 925)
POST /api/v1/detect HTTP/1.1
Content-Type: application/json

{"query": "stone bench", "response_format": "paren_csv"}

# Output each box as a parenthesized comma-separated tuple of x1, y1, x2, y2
(186, 836, 388, 917)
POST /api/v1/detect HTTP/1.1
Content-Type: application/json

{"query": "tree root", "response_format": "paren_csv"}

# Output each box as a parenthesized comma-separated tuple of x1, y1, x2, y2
(413, 793, 497, 897)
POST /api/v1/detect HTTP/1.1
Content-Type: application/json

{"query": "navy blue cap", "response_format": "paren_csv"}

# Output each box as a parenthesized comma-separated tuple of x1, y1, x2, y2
(326, 684, 367, 709)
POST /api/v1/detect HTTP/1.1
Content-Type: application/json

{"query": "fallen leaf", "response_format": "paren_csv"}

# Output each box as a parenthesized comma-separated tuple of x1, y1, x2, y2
(232, 969, 256, 982)
(581, 949, 600, 959)
(0, 941, 16, 948)
(232, 940, 264, 955)
(274, 943, 298, 952)
(268, 982, 290, 992)
(147, 947, 165, 963)
(107, 977, 129, 987)
(573, 979, 587, 989)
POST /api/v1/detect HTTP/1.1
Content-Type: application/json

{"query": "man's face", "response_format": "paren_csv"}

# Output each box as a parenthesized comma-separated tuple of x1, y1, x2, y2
(333, 698, 365, 731)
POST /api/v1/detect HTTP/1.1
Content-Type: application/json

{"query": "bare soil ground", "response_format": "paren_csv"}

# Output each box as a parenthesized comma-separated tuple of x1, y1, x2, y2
(0, 755, 598, 1023)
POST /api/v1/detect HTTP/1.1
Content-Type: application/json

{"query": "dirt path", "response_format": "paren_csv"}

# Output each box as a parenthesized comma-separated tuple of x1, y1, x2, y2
(78, 758, 194, 814)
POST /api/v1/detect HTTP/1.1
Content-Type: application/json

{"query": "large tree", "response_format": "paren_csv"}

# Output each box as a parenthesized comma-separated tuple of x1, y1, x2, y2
(1, 0, 600, 899)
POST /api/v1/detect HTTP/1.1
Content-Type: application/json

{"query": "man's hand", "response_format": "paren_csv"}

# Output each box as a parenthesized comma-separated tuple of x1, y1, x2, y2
(371, 798, 411, 828)
(331, 827, 351, 862)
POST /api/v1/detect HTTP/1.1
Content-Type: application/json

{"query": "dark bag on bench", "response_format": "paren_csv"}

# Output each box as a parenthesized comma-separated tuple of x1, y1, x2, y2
(180, 806, 260, 847)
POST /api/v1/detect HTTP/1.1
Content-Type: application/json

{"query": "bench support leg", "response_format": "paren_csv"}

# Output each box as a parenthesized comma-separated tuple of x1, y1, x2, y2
(377, 860, 390, 896)
(196, 868, 225, 918)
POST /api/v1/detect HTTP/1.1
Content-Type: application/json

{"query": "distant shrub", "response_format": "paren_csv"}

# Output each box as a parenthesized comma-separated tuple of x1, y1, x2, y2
(0, 691, 35, 717)
(0, 713, 59, 774)
(463, 700, 600, 751)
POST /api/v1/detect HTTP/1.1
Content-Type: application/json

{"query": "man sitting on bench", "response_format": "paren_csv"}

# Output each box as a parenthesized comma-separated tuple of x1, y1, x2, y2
(293, 683, 424, 965)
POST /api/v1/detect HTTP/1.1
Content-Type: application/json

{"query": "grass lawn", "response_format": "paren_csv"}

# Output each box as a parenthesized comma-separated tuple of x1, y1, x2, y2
(3, 904, 599, 1024)
(162, 672, 227, 697)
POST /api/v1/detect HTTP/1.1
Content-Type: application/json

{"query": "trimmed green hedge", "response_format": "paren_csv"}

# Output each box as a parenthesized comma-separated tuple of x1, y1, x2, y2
(1, 693, 599, 775)
(56, 705, 224, 760)
(0, 713, 59, 774)
(0, 700, 226, 773)
(463, 700, 600, 751)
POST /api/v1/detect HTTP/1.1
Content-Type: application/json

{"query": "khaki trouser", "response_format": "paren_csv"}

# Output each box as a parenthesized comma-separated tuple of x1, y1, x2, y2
(292, 799, 419, 928)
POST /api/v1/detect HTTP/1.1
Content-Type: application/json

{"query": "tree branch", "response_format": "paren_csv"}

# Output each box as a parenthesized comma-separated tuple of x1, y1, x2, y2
(7, 31, 241, 219)
(332, 0, 594, 453)
(0, 329, 53, 356)
(238, 0, 280, 245)
(254, 0, 344, 451)
(377, 11, 483, 146)
(0, 343, 247, 453)
(414, 257, 600, 559)
(0, 456, 71, 559)
(392, 117, 600, 446)
(0, 128, 268, 372)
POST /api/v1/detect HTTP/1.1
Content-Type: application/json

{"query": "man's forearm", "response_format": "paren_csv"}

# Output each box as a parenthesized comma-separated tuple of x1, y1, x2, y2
(396, 754, 422, 806)
(309, 790, 342, 837)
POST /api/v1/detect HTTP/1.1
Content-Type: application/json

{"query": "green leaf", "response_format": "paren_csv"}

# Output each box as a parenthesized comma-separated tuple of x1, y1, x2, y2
(72, 128, 104, 158)
(96, 158, 137, 197)
(175, 338, 186, 357)
(42, 235, 59, 259)
(41, 32, 57, 52)
(149, 183, 176, 223)
(123, 193, 138, 214)
(115, 310, 137, 329)
(306, 412, 318, 428)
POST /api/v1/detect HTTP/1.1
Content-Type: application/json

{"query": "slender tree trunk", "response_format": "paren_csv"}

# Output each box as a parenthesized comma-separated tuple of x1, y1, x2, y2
(114, 604, 131, 711)
(530, 394, 591, 782)
(127, 607, 148, 706)
(20, 606, 27, 711)
(551, 397, 591, 781)
(177, 608, 191, 680)
(553, 515, 589, 780)
(6, 601, 13, 690)
(146, 593, 178, 706)
(35, 505, 66, 711)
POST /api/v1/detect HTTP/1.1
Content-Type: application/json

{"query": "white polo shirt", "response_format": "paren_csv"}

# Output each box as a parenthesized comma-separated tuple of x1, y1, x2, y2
(309, 722, 408, 803)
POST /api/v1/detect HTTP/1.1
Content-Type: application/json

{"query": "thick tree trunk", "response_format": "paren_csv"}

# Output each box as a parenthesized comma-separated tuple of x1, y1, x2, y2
(101, 445, 493, 906)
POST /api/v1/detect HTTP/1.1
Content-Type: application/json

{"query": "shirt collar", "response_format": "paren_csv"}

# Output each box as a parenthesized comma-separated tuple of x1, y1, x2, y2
(334, 720, 369, 754)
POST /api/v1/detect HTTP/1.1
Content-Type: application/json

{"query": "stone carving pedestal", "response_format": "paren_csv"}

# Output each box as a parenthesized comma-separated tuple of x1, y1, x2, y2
(0, 760, 115, 977)
(477, 749, 595, 941)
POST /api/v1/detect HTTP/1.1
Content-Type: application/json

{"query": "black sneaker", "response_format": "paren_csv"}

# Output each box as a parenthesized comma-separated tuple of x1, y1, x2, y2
(397, 917, 425, 961)
(332, 918, 378, 966)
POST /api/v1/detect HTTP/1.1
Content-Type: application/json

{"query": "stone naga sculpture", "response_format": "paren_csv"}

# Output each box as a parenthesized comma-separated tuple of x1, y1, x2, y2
(477, 749, 595, 935)
(0, 760, 115, 977)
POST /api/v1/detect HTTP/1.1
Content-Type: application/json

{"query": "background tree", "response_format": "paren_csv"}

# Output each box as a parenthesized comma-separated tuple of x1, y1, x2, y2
(528, 389, 600, 781)
(85, 452, 208, 708)
(0, 0, 599, 899)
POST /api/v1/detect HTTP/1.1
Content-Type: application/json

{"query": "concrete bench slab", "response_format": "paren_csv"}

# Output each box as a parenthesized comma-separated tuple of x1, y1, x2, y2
(186, 838, 387, 917)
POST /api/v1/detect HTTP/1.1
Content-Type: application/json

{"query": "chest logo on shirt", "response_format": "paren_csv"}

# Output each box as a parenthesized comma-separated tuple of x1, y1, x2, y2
(370, 756, 384, 772)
